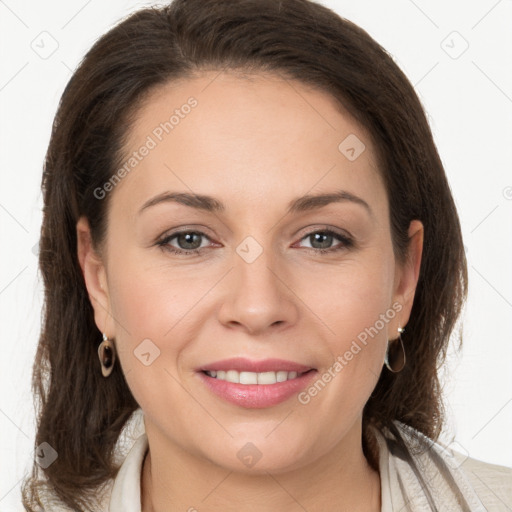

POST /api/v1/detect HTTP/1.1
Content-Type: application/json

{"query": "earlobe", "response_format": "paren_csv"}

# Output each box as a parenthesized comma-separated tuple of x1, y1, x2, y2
(76, 216, 112, 334)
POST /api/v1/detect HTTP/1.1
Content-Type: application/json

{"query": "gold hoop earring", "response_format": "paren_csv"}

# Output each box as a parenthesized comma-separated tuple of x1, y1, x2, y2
(384, 326, 406, 373)
(98, 333, 116, 377)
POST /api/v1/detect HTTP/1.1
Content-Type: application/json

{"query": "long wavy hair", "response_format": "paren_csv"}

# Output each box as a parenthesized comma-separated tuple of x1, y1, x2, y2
(22, 0, 467, 509)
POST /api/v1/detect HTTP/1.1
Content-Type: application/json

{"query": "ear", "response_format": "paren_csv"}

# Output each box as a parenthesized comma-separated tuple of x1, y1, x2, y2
(76, 216, 115, 336)
(391, 219, 424, 329)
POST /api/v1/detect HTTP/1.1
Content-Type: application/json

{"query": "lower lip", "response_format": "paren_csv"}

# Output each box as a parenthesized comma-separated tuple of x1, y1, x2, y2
(197, 370, 318, 408)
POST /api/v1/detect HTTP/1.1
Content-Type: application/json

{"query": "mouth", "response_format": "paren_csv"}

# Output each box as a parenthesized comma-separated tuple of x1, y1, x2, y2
(196, 358, 318, 408)
(202, 369, 314, 385)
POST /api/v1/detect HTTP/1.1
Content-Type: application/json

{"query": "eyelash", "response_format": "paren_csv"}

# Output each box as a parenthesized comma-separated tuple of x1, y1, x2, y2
(156, 228, 354, 256)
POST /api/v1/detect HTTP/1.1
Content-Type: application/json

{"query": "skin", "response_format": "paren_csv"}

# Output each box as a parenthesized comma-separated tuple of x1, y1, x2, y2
(77, 71, 423, 511)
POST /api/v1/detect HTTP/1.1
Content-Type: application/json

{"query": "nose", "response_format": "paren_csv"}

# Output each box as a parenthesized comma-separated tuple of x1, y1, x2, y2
(217, 246, 299, 335)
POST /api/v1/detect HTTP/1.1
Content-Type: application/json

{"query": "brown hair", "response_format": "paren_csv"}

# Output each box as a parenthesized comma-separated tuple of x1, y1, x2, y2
(22, 0, 467, 509)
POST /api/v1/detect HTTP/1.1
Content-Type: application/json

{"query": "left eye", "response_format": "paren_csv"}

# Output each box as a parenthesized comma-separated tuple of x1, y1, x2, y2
(296, 230, 352, 252)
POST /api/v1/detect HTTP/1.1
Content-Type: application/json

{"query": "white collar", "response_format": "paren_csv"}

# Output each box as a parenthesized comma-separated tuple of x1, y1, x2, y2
(109, 432, 148, 512)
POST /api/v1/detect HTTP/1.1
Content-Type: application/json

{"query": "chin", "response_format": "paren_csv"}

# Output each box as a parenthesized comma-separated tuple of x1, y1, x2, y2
(199, 435, 315, 475)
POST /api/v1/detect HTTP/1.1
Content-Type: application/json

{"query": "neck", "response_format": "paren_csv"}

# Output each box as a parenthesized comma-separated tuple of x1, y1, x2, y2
(141, 422, 381, 512)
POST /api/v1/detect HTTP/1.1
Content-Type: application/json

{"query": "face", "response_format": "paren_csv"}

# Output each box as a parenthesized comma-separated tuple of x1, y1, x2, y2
(78, 71, 422, 474)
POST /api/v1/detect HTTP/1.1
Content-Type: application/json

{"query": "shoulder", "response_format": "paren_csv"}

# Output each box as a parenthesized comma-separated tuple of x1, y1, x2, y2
(458, 454, 512, 510)
(374, 421, 512, 511)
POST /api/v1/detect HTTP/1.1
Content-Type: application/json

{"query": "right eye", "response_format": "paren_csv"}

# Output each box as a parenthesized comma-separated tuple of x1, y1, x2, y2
(156, 230, 213, 255)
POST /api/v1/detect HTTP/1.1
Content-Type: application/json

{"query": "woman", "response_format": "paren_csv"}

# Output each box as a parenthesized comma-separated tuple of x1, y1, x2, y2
(22, 0, 512, 510)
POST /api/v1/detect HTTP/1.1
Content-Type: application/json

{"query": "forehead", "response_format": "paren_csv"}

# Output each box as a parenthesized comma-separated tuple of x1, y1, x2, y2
(112, 71, 387, 220)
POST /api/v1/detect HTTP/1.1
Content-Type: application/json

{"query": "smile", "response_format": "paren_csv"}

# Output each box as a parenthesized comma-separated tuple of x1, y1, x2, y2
(204, 369, 309, 384)
(197, 358, 318, 408)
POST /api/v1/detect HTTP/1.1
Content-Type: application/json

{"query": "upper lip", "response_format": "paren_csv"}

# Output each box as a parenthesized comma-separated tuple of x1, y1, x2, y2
(198, 357, 314, 373)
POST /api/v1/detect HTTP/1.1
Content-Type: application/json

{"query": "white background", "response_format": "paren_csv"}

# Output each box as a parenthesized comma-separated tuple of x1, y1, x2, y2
(1, 0, 511, 510)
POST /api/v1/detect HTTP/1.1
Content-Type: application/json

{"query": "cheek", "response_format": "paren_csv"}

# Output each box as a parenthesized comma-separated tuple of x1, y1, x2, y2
(105, 256, 203, 426)
(301, 247, 395, 406)
(105, 248, 207, 374)
(106, 228, 220, 328)
(308, 247, 396, 348)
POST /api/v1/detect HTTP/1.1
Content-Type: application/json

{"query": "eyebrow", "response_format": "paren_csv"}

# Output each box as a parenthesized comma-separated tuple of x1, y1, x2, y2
(138, 189, 373, 218)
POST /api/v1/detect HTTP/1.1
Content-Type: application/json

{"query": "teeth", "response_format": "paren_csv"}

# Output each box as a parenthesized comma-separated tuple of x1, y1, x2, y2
(276, 371, 288, 382)
(205, 369, 305, 384)
(226, 370, 238, 383)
